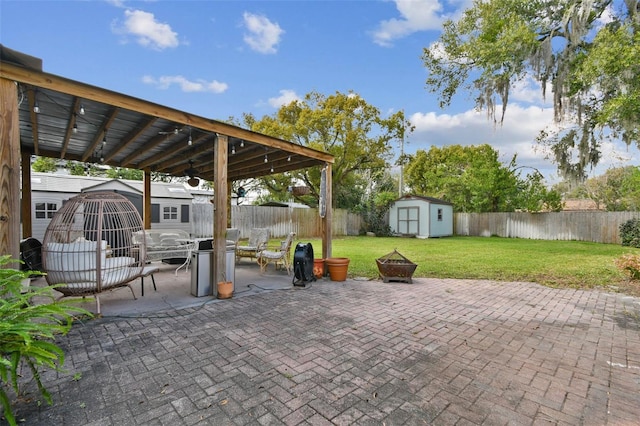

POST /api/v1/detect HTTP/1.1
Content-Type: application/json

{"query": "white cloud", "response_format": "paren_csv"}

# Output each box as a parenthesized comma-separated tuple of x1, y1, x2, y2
(106, 0, 127, 8)
(371, 0, 447, 47)
(112, 9, 180, 50)
(268, 90, 300, 108)
(406, 104, 640, 183)
(142, 75, 228, 93)
(589, 139, 639, 178)
(242, 12, 284, 54)
(510, 77, 552, 105)
(407, 105, 561, 180)
(596, 3, 615, 26)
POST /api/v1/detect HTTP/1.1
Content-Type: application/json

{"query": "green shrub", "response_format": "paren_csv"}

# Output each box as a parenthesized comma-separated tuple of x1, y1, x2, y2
(359, 198, 392, 237)
(0, 255, 92, 425)
(619, 218, 640, 248)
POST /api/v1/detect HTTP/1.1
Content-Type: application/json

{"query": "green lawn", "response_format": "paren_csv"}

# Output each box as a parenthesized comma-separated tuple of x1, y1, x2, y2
(296, 236, 640, 295)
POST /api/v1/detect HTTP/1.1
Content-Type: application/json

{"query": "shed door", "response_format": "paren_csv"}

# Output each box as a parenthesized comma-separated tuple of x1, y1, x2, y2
(397, 206, 419, 235)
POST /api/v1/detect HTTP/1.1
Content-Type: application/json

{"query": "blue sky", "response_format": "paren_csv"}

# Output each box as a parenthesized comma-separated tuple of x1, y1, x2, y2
(1, 0, 637, 184)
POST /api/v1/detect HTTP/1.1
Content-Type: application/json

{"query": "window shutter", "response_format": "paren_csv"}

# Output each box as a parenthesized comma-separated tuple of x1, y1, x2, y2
(151, 204, 160, 223)
(181, 205, 190, 223)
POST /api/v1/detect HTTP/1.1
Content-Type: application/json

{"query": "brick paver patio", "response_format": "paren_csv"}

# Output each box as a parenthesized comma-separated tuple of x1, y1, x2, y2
(9, 278, 640, 425)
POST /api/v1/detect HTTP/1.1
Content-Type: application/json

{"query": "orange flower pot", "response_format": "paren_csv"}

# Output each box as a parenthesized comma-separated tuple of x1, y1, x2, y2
(313, 258, 325, 279)
(217, 281, 233, 299)
(325, 257, 350, 281)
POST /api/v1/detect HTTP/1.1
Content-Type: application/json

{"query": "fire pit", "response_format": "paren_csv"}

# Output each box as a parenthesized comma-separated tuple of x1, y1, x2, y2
(376, 249, 417, 283)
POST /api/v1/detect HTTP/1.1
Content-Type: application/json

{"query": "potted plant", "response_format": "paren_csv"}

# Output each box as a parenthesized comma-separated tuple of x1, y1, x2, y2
(217, 272, 233, 299)
(0, 255, 91, 425)
(313, 258, 325, 279)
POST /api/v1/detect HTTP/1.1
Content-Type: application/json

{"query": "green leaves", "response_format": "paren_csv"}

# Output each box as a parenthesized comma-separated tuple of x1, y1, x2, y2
(404, 144, 561, 212)
(423, 0, 640, 181)
(31, 156, 58, 173)
(570, 166, 640, 211)
(0, 256, 92, 425)
(245, 91, 408, 209)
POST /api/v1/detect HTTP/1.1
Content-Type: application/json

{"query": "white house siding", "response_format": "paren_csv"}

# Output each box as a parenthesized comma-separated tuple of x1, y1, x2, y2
(30, 191, 77, 242)
(26, 173, 201, 241)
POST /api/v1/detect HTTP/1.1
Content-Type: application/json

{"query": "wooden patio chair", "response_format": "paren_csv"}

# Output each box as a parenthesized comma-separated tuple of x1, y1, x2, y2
(236, 228, 270, 262)
(257, 232, 296, 274)
(226, 228, 240, 250)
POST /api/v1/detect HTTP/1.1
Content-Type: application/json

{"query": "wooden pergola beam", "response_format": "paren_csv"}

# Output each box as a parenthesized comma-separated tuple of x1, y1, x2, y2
(0, 62, 333, 165)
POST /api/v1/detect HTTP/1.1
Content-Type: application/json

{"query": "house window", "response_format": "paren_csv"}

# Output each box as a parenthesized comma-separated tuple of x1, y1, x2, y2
(163, 206, 178, 221)
(397, 206, 419, 234)
(437, 208, 443, 221)
(35, 202, 58, 219)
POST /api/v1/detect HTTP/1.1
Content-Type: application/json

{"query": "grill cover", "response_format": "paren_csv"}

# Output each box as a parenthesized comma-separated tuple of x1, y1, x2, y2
(293, 242, 315, 285)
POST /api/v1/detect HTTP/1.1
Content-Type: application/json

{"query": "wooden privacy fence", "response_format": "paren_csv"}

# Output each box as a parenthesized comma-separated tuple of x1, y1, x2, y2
(455, 211, 640, 244)
(191, 204, 362, 239)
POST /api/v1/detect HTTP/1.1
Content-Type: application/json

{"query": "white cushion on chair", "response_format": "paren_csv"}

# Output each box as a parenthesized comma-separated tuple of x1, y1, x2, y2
(259, 250, 283, 260)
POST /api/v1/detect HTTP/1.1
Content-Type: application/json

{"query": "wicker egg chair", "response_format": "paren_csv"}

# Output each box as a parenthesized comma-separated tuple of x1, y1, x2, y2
(41, 191, 148, 313)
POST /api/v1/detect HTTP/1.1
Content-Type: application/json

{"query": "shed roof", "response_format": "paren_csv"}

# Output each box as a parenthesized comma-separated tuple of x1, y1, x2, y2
(395, 194, 453, 206)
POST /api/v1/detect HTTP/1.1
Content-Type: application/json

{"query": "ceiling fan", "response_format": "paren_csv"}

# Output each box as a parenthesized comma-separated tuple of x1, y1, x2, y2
(184, 160, 200, 187)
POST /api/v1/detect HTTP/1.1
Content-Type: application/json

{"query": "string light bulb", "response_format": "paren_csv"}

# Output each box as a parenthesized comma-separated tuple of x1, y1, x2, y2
(79, 105, 85, 115)
(231, 144, 236, 155)
(288, 155, 291, 162)
(33, 89, 40, 113)
(270, 164, 274, 173)
(264, 154, 268, 163)
(73, 123, 78, 133)
(240, 140, 245, 148)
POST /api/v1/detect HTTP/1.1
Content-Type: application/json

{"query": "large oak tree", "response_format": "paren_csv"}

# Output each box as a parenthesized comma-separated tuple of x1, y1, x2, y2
(423, 0, 639, 181)
(244, 91, 409, 209)
(405, 144, 562, 212)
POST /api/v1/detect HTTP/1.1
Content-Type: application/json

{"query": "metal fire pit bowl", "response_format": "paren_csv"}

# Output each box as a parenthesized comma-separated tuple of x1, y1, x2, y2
(376, 249, 417, 283)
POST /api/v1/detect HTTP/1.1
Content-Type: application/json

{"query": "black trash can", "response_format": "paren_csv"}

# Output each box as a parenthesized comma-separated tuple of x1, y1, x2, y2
(20, 237, 43, 273)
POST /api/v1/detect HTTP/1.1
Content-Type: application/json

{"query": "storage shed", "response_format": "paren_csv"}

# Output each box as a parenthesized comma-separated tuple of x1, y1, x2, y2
(388, 195, 453, 238)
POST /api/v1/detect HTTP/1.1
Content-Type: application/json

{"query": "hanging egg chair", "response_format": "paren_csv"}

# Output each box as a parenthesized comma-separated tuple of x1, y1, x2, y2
(41, 191, 147, 313)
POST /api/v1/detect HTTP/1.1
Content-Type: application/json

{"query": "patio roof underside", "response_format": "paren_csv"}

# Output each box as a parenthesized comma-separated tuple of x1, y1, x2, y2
(1, 50, 333, 183)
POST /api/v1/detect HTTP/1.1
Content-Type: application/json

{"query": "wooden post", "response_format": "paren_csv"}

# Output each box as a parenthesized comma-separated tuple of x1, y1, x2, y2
(0, 78, 21, 265)
(322, 163, 332, 260)
(21, 150, 32, 239)
(143, 169, 151, 229)
(213, 134, 228, 290)
(227, 180, 232, 228)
